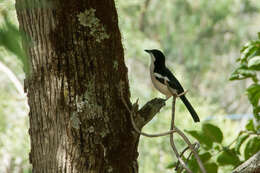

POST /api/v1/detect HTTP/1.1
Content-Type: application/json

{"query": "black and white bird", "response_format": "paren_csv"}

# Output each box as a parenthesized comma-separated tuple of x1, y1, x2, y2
(145, 49, 200, 122)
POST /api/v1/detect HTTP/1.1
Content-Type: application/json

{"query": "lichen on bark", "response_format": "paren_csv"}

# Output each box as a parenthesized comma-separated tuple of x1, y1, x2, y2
(77, 8, 110, 43)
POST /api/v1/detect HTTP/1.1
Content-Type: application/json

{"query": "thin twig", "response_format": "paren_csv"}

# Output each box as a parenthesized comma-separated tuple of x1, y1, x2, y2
(180, 146, 191, 159)
(165, 82, 206, 173)
(169, 96, 193, 173)
(130, 111, 176, 137)
(166, 81, 192, 172)
(227, 130, 259, 149)
(175, 126, 206, 173)
(176, 143, 197, 171)
(179, 143, 200, 172)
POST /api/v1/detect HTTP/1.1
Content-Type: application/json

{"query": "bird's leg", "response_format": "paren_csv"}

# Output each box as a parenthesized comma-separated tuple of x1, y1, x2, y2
(165, 95, 172, 101)
(177, 90, 188, 97)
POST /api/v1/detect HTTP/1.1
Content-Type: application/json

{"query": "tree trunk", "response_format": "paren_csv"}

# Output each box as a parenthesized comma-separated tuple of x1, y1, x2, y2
(15, 0, 139, 172)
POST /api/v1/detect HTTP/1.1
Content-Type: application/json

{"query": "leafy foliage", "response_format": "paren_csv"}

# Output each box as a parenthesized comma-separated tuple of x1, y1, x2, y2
(182, 122, 259, 172)
(230, 33, 260, 123)
(234, 134, 249, 154)
(244, 136, 260, 160)
(202, 123, 223, 144)
(185, 123, 224, 150)
(0, 15, 29, 74)
(184, 123, 241, 172)
(216, 149, 240, 166)
(204, 162, 218, 173)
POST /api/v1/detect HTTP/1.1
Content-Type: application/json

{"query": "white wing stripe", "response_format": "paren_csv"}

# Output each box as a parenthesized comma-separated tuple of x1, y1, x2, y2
(154, 72, 170, 81)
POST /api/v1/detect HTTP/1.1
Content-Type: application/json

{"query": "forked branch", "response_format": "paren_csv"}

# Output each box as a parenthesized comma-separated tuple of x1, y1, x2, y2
(166, 83, 206, 173)
(120, 83, 206, 172)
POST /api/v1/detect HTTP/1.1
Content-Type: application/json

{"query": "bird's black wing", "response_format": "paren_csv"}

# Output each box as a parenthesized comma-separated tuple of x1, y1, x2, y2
(165, 68, 200, 122)
(153, 66, 184, 92)
(154, 66, 200, 122)
(153, 65, 169, 84)
(163, 67, 184, 93)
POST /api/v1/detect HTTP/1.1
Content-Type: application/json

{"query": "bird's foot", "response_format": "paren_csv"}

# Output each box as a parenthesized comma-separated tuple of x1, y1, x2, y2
(164, 96, 171, 101)
(177, 90, 188, 97)
(163, 90, 188, 101)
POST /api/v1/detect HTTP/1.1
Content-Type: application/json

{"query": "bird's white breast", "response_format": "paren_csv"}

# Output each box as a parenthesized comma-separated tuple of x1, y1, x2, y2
(149, 62, 171, 98)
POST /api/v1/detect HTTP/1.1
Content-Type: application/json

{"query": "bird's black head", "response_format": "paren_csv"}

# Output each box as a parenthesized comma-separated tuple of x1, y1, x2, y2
(145, 49, 165, 64)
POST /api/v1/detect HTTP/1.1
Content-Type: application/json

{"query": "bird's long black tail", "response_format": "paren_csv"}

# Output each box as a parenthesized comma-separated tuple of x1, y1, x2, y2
(180, 95, 200, 122)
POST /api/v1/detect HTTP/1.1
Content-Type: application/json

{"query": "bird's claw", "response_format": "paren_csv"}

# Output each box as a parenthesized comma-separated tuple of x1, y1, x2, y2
(177, 90, 188, 97)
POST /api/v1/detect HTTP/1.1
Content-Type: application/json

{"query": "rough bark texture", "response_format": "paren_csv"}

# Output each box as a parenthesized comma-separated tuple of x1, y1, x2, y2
(232, 151, 260, 173)
(16, 0, 137, 172)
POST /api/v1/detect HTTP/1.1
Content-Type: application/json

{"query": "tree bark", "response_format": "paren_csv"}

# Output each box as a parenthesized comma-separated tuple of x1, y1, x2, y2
(15, 0, 167, 172)
(16, 0, 137, 172)
(232, 151, 260, 173)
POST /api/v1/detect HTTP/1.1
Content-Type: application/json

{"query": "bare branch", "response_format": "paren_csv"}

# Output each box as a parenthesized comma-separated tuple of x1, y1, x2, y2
(136, 98, 166, 128)
(169, 96, 193, 173)
(174, 126, 206, 173)
(120, 95, 176, 137)
(232, 151, 260, 173)
(176, 143, 199, 171)
(166, 82, 206, 173)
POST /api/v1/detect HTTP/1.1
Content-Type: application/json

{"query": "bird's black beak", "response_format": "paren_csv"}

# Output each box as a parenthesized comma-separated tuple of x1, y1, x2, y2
(144, 49, 151, 53)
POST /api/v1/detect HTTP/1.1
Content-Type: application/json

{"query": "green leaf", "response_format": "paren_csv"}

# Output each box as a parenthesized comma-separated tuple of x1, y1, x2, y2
(186, 152, 212, 173)
(187, 155, 199, 173)
(240, 41, 251, 53)
(244, 136, 260, 160)
(214, 144, 221, 151)
(247, 84, 260, 107)
(199, 151, 212, 163)
(202, 123, 223, 143)
(229, 73, 240, 81)
(238, 68, 256, 78)
(166, 162, 176, 169)
(248, 56, 260, 70)
(248, 49, 260, 61)
(229, 64, 256, 81)
(235, 134, 250, 154)
(0, 16, 30, 74)
(217, 149, 241, 166)
(240, 45, 257, 62)
(245, 119, 255, 132)
(185, 130, 213, 149)
(204, 162, 218, 173)
(240, 40, 260, 53)
(253, 106, 260, 121)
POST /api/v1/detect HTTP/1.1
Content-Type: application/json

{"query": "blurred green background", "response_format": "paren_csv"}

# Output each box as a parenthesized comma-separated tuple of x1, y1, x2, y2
(0, 0, 260, 172)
